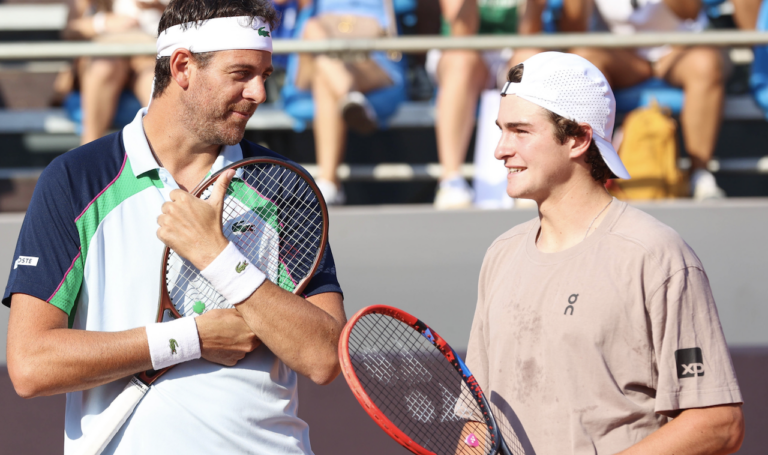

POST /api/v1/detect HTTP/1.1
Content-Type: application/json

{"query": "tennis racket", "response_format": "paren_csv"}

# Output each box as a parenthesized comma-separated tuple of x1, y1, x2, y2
(80, 157, 329, 455)
(339, 305, 517, 455)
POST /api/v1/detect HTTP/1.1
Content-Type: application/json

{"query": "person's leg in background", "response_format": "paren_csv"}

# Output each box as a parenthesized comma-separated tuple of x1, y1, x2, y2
(312, 58, 349, 205)
(655, 46, 726, 199)
(79, 57, 130, 144)
(433, 50, 489, 209)
(130, 55, 156, 106)
(731, 0, 762, 30)
(303, 16, 392, 205)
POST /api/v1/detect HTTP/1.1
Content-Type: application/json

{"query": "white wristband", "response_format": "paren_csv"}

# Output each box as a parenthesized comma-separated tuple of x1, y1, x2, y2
(145, 317, 201, 370)
(200, 241, 266, 305)
(92, 12, 106, 35)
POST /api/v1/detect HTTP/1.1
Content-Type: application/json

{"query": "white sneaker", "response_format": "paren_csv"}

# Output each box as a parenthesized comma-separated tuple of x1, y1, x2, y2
(340, 91, 378, 135)
(434, 176, 474, 210)
(316, 179, 346, 206)
(691, 169, 725, 201)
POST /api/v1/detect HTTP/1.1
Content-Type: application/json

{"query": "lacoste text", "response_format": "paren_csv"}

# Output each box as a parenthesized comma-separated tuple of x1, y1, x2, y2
(14, 256, 39, 269)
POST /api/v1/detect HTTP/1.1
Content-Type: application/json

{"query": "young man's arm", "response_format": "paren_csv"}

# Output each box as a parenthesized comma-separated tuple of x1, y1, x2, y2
(6, 293, 260, 398)
(617, 404, 744, 455)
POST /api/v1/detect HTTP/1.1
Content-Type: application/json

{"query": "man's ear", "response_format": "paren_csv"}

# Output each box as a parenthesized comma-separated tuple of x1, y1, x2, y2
(569, 123, 594, 159)
(169, 49, 194, 91)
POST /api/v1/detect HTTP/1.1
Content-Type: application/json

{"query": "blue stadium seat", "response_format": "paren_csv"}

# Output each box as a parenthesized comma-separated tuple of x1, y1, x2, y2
(750, 0, 768, 119)
(614, 78, 684, 114)
(63, 90, 142, 134)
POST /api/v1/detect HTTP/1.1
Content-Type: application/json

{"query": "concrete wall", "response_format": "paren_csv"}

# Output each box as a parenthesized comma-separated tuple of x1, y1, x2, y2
(1, 201, 767, 454)
(329, 199, 768, 349)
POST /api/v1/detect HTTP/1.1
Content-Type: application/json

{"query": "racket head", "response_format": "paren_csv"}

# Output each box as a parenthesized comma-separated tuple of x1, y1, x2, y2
(164, 157, 328, 317)
(339, 305, 506, 455)
(140, 157, 328, 385)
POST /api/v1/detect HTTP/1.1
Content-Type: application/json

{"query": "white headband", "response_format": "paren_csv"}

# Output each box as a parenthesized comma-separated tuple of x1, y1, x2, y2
(156, 16, 273, 57)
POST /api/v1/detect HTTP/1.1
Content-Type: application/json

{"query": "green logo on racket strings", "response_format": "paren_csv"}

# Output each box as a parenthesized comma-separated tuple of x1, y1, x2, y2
(236, 261, 248, 273)
(169, 338, 179, 355)
(193, 301, 206, 315)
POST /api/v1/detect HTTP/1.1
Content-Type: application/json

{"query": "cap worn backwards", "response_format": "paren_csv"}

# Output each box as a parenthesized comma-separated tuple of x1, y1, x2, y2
(500, 52, 630, 180)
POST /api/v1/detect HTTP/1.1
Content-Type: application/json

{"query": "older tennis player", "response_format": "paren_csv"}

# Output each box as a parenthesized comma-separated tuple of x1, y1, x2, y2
(4, 0, 345, 453)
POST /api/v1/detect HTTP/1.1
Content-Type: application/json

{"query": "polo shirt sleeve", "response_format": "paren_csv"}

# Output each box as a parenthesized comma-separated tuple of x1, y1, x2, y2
(3, 161, 82, 316)
(649, 266, 742, 413)
(301, 243, 342, 298)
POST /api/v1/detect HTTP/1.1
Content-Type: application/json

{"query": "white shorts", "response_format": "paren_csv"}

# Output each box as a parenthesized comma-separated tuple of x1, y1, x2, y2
(425, 48, 515, 91)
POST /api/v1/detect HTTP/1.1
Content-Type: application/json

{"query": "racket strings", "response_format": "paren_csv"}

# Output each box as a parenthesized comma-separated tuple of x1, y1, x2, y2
(218, 167, 322, 282)
(166, 162, 325, 317)
(347, 314, 494, 455)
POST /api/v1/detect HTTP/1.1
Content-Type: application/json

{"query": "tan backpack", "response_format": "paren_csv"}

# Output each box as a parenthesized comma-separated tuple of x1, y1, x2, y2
(609, 101, 688, 200)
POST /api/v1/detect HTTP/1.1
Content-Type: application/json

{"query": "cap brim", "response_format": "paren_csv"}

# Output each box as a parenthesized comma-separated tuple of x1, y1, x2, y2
(594, 135, 630, 180)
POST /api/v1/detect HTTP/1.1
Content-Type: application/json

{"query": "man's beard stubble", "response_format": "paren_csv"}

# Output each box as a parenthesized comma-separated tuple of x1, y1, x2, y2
(180, 81, 254, 146)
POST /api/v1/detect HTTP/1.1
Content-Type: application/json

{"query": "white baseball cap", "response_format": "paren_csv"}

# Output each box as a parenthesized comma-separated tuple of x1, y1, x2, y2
(500, 52, 631, 180)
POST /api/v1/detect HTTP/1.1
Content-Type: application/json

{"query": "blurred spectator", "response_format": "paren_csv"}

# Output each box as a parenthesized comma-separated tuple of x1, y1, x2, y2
(64, 0, 167, 145)
(427, 0, 517, 209)
(296, 0, 406, 205)
(428, 0, 543, 209)
(562, 0, 727, 200)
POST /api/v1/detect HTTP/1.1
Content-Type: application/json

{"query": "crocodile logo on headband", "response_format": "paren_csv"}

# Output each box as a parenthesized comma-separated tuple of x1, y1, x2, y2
(258, 27, 270, 37)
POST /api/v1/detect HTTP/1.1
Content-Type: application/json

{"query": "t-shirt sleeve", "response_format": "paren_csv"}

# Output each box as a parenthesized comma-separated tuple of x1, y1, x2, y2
(3, 162, 82, 316)
(466, 256, 491, 393)
(650, 266, 742, 413)
(301, 243, 342, 298)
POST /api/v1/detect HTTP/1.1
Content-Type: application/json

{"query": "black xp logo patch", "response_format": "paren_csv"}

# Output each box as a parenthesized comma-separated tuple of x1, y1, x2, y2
(675, 348, 705, 378)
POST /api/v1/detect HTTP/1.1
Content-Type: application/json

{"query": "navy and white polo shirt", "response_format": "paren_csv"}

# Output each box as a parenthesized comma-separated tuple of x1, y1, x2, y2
(4, 109, 342, 455)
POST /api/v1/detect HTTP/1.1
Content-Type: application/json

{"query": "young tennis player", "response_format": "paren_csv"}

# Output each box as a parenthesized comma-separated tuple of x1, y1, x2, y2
(4, 0, 345, 453)
(465, 52, 744, 454)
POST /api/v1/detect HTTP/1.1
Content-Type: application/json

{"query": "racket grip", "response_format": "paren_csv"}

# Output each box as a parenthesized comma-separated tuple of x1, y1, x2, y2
(79, 377, 149, 455)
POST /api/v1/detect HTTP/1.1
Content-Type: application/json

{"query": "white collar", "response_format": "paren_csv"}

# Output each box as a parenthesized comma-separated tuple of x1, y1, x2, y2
(122, 108, 243, 178)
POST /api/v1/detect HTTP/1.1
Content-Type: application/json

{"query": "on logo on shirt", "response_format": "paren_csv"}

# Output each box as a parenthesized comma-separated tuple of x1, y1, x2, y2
(675, 347, 705, 378)
(14, 256, 39, 269)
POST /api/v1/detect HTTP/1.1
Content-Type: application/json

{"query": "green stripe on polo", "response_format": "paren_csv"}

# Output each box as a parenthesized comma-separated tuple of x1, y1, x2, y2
(48, 162, 163, 315)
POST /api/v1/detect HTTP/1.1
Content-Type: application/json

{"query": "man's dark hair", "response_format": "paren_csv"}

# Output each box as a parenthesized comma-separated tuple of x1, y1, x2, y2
(505, 63, 614, 183)
(153, 0, 279, 98)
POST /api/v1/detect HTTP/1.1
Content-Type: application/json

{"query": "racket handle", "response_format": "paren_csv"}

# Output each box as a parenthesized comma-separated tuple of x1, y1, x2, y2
(79, 377, 149, 455)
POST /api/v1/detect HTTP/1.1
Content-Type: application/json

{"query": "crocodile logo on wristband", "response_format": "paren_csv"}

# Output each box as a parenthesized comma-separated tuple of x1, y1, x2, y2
(235, 260, 248, 273)
(169, 338, 179, 355)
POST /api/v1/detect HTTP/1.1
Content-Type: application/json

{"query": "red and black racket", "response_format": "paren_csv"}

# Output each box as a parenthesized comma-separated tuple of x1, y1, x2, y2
(80, 157, 329, 454)
(339, 305, 516, 455)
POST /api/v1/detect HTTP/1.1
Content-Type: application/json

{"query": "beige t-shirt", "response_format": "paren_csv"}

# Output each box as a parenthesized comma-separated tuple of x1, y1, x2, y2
(466, 200, 742, 455)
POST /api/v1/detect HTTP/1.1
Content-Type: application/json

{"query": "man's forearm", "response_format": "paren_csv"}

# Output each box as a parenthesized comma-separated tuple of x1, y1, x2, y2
(616, 405, 744, 455)
(235, 283, 345, 385)
(7, 295, 152, 397)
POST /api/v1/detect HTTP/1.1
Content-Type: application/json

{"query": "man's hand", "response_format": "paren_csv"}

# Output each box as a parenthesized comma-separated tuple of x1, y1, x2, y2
(195, 309, 262, 366)
(156, 169, 235, 270)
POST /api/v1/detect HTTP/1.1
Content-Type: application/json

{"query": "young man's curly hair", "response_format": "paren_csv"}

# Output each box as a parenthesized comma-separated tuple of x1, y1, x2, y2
(152, 0, 279, 98)
(505, 63, 615, 183)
